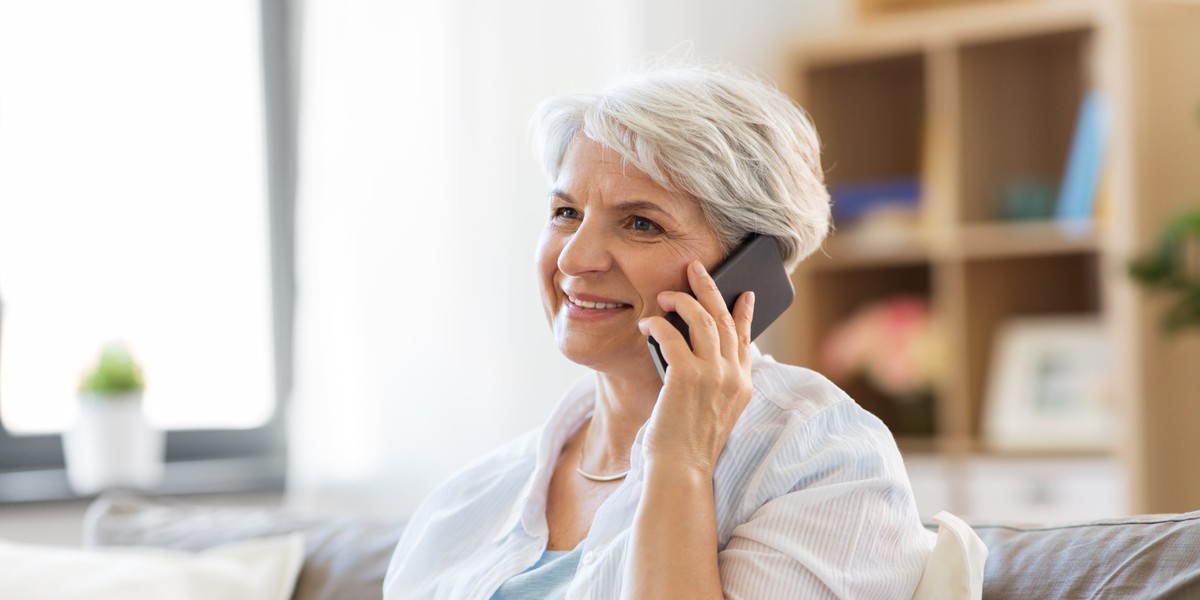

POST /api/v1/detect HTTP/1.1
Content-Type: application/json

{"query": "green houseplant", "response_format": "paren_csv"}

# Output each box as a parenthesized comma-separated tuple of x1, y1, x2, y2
(63, 342, 163, 495)
(1128, 210, 1200, 333)
(78, 342, 146, 399)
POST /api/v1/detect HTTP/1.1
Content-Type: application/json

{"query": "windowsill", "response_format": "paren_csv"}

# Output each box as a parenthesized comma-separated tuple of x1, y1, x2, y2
(0, 455, 285, 505)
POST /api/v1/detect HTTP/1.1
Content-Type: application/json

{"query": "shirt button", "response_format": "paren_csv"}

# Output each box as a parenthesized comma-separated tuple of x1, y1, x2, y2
(581, 551, 595, 565)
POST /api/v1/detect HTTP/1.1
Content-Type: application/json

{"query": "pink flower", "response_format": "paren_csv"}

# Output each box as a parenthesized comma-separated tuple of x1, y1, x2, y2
(820, 296, 943, 400)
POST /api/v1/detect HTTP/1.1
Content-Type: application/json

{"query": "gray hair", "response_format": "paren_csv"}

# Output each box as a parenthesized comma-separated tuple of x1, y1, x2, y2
(531, 65, 831, 272)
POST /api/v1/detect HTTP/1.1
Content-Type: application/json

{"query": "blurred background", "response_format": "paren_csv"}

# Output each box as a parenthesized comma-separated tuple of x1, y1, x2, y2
(2, 0, 1199, 543)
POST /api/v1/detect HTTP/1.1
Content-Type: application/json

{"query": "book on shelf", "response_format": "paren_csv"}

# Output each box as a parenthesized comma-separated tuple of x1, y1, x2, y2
(830, 178, 921, 222)
(1055, 90, 1109, 227)
(829, 178, 923, 247)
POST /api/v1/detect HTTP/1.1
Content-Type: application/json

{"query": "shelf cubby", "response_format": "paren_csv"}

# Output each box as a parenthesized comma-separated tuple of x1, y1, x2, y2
(960, 252, 1102, 437)
(958, 28, 1091, 222)
(805, 53, 926, 189)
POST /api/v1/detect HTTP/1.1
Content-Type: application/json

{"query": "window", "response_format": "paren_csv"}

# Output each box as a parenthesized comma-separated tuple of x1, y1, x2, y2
(0, 0, 293, 499)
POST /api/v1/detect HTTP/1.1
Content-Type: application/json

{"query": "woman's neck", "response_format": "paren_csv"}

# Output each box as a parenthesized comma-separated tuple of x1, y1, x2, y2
(582, 368, 662, 471)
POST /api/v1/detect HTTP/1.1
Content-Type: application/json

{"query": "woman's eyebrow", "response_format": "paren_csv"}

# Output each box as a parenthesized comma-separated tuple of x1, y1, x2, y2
(613, 200, 678, 222)
(550, 189, 576, 204)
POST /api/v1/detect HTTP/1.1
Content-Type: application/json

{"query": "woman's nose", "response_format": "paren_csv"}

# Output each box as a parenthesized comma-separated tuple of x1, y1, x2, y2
(557, 222, 612, 276)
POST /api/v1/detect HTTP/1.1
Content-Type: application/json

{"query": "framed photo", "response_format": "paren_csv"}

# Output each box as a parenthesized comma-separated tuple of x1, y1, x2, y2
(982, 315, 1115, 452)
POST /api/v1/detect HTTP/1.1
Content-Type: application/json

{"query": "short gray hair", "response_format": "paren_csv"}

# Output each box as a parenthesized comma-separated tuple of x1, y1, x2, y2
(531, 65, 831, 272)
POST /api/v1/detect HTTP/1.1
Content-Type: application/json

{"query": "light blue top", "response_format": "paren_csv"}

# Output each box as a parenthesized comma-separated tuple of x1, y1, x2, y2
(490, 547, 582, 600)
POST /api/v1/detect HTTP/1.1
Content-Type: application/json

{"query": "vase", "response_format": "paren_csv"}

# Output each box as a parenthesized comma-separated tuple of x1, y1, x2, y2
(893, 391, 937, 438)
(62, 393, 164, 495)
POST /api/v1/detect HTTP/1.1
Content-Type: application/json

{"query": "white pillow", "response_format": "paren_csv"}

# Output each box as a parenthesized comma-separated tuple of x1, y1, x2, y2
(911, 511, 988, 600)
(0, 533, 304, 600)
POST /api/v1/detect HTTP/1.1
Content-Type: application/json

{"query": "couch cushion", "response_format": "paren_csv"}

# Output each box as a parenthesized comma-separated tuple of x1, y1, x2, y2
(84, 494, 405, 600)
(0, 533, 304, 600)
(913, 511, 987, 600)
(972, 510, 1200, 599)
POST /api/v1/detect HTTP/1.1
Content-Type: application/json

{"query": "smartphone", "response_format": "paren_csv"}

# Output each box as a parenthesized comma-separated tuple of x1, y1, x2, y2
(647, 234, 794, 380)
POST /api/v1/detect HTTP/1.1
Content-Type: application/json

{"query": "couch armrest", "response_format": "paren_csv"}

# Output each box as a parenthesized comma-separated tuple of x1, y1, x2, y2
(972, 511, 1200, 599)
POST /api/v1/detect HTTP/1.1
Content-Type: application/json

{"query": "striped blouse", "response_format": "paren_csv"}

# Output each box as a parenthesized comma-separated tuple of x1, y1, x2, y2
(384, 347, 935, 599)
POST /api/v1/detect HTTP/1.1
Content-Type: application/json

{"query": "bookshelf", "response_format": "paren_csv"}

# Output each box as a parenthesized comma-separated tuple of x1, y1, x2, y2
(764, 0, 1200, 516)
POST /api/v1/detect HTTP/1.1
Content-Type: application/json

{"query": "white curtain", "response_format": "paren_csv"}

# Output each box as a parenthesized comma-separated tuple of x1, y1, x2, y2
(287, 0, 643, 518)
(286, 0, 844, 520)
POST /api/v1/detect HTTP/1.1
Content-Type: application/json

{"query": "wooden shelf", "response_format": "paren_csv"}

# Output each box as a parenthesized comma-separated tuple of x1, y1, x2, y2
(811, 219, 1099, 270)
(956, 220, 1099, 259)
(970, 440, 1115, 459)
(791, 0, 1097, 66)
(774, 0, 1200, 515)
(811, 227, 931, 270)
(897, 435, 1114, 459)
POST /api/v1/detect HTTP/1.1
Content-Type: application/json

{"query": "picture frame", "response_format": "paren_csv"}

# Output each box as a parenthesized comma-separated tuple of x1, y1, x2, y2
(982, 315, 1115, 452)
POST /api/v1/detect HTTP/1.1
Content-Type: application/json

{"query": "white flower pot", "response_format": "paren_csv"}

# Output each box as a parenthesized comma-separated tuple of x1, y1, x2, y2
(62, 393, 164, 495)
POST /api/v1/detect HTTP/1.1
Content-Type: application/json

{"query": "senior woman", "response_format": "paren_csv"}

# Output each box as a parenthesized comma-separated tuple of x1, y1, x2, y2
(384, 66, 935, 599)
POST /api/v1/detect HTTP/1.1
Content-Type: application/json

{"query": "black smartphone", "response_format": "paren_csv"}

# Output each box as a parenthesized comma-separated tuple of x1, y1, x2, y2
(647, 234, 794, 380)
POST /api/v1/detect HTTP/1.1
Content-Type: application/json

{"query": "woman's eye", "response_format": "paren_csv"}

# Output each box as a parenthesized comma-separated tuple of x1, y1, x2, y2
(554, 206, 580, 220)
(630, 216, 660, 233)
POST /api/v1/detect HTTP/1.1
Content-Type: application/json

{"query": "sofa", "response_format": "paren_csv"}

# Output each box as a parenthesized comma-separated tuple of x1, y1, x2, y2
(75, 494, 1200, 599)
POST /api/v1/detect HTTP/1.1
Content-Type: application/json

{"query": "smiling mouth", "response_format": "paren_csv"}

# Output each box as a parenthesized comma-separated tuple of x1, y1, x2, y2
(565, 294, 630, 310)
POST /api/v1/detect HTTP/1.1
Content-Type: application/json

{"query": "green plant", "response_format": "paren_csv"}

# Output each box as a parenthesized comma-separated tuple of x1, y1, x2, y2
(1128, 210, 1200, 333)
(79, 342, 146, 397)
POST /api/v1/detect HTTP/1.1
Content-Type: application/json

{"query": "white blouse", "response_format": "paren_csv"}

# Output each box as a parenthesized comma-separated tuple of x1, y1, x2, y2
(384, 348, 935, 599)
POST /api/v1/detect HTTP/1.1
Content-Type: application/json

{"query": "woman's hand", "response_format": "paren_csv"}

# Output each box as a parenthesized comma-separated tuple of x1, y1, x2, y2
(624, 260, 753, 598)
(637, 259, 755, 477)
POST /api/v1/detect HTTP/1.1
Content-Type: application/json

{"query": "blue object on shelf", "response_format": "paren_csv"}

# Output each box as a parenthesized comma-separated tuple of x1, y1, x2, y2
(830, 178, 921, 221)
(1055, 91, 1109, 222)
(999, 178, 1056, 221)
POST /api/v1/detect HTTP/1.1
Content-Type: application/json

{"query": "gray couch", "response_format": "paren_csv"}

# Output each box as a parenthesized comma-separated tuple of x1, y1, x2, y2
(86, 494, 1200, 599)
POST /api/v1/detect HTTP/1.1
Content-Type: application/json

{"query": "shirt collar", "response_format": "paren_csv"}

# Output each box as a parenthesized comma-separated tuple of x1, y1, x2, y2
(494, 371, 596, 542)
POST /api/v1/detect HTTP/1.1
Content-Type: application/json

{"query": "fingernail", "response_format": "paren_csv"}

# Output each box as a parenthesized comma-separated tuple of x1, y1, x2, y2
(748, 291, 756, 308)
(638, 319, 649, 334)
(691, 261, 705, 275)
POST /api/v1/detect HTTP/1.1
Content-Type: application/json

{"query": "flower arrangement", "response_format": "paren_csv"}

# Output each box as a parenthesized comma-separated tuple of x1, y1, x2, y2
(820, 295, 944, 400)
(78, 342, 146, 399)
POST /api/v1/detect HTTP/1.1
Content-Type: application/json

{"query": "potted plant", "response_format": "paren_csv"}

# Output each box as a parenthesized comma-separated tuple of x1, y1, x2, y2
(1128, 210, 1200, 333)
(62, 342, 164, 494)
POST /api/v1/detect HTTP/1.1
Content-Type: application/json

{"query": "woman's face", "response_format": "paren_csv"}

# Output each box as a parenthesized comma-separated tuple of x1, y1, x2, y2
(536, 136, 724, 374)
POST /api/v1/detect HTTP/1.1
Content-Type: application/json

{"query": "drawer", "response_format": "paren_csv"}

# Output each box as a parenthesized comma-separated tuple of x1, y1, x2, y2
(962, 457, 1126, 524)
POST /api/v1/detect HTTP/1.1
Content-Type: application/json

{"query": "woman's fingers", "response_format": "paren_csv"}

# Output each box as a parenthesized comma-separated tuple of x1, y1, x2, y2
(686, 260, 743, 360)
(639, 315, 694, 371)
(649, 260, 755, 366)
(734, 291, 755, 367)
(654, 290, 720, 360)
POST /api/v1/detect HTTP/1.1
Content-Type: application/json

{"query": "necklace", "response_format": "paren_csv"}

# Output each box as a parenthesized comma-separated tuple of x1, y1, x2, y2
(575, 444, 630, 482)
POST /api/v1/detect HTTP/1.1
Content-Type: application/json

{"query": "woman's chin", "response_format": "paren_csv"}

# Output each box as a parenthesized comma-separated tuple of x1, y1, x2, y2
(556, 336, 658, 379)
(556, 340, 620, 370)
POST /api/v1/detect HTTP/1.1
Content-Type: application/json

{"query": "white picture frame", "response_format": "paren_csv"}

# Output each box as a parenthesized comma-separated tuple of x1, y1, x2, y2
(982, 315, 1115, 452)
